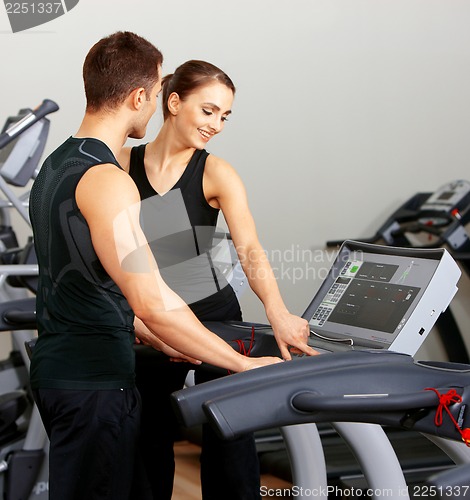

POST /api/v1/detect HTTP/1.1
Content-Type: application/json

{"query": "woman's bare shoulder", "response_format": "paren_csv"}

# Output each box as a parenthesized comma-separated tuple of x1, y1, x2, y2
(205, 153, 238, 178)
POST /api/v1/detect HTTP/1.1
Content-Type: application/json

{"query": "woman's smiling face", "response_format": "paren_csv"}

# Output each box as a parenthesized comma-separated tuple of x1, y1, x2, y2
(169, 82, 234, 148)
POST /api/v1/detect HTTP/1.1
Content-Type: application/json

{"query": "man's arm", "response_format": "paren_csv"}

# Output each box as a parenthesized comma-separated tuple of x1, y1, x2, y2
(133, 316, 201, 364)
(75, 164, 281, 372)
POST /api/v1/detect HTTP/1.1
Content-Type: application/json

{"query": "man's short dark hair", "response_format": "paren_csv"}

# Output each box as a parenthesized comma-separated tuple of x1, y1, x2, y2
(83, 31, 163, 112)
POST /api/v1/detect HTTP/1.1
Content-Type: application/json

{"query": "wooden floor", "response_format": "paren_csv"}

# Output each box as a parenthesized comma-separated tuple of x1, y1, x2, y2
(172, 440, 293, 499)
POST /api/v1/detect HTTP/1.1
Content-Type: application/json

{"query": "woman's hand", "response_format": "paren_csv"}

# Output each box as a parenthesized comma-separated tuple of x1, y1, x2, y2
(269, 311, 319, 360)
(241, 355, 283, 372)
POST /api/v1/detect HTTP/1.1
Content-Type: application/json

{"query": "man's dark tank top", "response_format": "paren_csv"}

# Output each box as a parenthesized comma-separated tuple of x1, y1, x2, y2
(129, 144, 238, 319)
(29, 137, 135, 390)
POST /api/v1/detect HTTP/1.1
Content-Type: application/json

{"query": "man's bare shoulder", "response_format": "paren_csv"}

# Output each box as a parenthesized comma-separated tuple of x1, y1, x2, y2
(76, 163, 140, 215)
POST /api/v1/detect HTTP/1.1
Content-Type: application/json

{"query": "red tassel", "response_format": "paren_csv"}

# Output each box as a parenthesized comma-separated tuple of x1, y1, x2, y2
(426, 388, 470, 446)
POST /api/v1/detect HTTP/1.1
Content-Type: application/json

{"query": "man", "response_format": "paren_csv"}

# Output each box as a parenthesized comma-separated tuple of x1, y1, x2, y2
(29, 31, 281, 500)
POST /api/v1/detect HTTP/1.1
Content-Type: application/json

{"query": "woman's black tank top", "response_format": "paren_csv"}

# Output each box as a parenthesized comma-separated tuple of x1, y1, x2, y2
(129, 144, 240, 320)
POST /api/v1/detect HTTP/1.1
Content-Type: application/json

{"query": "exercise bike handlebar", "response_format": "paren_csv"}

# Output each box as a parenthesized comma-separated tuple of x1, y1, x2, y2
(0, 99, 59, 150)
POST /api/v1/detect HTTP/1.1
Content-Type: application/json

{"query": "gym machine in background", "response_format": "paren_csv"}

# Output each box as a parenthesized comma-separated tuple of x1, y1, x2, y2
(326, 180, 470, 364)
(0, 99, 59, 500)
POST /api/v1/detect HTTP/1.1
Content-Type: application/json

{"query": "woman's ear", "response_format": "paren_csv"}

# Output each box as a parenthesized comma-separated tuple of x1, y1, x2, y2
(167, 92, 180, 116)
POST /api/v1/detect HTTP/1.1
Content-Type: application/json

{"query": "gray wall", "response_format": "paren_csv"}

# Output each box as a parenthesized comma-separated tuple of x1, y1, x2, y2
(2, 0, 470, 358)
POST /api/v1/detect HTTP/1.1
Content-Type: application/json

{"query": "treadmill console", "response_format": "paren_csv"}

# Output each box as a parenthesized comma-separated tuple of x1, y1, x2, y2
(420, 179, 470, 216)
(304, 240, 461, 356)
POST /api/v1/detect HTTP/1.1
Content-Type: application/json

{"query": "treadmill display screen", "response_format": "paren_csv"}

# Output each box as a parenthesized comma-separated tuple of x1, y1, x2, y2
(327, 272, 420, 333)
(306, 244, 440, 348)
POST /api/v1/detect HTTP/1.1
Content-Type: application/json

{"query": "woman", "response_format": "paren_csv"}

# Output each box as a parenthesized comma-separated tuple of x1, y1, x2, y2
(119, 60, 316, 500)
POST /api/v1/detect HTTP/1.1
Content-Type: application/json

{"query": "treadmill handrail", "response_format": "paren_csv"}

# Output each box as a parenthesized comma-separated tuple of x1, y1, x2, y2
(0, 99, 59, 150)
(292, 389, 440, 413)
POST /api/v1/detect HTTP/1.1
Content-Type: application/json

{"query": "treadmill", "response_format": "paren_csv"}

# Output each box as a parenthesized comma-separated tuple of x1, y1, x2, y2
(173, 350, 470, 498)
(174, 239, 464, 496)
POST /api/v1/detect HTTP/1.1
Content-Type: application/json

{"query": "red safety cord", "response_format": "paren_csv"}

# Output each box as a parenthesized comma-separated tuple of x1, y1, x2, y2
(233, 326, 255, 357)
(227, 326, 256, 375)
(425, 388, 470, 446)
